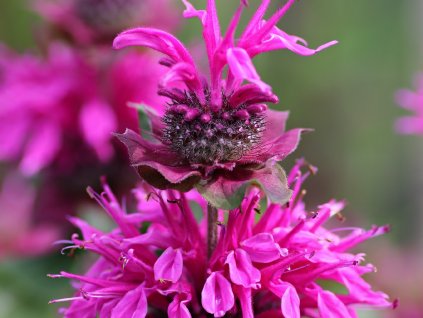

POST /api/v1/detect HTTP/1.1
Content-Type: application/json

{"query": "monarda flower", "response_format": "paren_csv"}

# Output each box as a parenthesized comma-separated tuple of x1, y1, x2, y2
(113, 0, 337, 209)
(49, 160, 392, 317)
(33, 0, 179, 45)
(395, 73, 423, 134)
(0, 43, 164, 176)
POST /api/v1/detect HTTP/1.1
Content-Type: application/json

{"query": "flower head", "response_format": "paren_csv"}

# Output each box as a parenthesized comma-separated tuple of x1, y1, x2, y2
(113, 0, 337, 208)
(395, 73, 423, 134)
(33, 0, 179, 45)
(49, 159, 392, 317)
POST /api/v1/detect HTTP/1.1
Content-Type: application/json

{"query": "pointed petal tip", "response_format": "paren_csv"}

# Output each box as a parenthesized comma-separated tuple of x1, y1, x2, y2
(317, 40, 339, 52)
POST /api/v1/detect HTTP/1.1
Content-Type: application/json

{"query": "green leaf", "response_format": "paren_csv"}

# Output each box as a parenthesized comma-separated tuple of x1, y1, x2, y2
(128, 102, 154, 140)
(196, 179, 248, 210)
(196, 162, 292, 210)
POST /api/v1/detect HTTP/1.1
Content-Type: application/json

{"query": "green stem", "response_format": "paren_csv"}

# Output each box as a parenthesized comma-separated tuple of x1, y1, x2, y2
(207, 203, 218, 259)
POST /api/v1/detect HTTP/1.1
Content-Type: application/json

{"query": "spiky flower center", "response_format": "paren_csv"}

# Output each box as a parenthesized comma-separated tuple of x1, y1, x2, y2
(162, 91, 266, 165)
(74, 0, 142, 35)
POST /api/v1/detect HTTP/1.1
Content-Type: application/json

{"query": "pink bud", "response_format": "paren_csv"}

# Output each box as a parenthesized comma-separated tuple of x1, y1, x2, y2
(184, 109, 200, 121)
(168, 106, 178, 113)
(222, 112, 231, 120)
(201, 113, 211, 123)
(176, 105, 188, 114)
(234, 110, 250, 120)
(247, 104, 268, 114)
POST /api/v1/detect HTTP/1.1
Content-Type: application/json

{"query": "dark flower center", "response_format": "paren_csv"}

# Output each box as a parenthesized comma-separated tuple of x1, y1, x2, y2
(74, 0, 142, 35)
(162, 91, 266, 165)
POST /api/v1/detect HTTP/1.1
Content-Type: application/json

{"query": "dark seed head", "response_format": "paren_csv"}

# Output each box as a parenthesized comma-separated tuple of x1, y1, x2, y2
(74, 0, 142, 36)
(162, 91, 266, 165)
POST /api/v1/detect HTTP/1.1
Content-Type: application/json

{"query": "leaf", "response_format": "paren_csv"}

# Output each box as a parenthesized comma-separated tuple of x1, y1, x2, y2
(196, 178, 248, 210)
(196, 162, 291, 210)
(128, 102, 155, 140)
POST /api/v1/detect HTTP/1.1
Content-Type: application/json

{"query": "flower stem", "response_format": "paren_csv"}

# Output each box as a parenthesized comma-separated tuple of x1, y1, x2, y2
(207, 203, 218, 259)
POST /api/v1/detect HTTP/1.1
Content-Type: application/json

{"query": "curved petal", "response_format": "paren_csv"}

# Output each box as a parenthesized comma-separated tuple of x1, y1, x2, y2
(243, 128, 306, 163)
(249, 26, 338, 57)
(228, 84, 278, 108)
(115, 129, 202, 191)
(201, 272, 234, 317)
(113, 28, 195, 67)
(241, 233, 287, 263)
(111, 284, 147, 318)
(154, 247, 183, 283)
(318, 290, 352, 318)
(227, 48, 270, 93)
(168, 294, 192, 318)
(226, 249, 261, 288)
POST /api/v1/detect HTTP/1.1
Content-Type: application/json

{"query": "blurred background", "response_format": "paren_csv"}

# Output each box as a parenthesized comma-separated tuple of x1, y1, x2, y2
(0, 0, 422, 317)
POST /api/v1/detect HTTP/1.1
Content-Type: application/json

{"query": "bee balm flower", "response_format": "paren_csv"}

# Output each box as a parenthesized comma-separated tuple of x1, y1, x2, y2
(113, 0, 337, 209)
(49, 159, 393, 317)
(395, 73, 423, 134)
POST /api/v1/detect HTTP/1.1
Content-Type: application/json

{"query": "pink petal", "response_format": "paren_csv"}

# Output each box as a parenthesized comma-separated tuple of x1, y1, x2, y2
(168, 294, 192, 318)
(245, 128, 305, 163)
(0, 115, 28, 160)
(228, 84, 278, 107)
(241, 233, 286, 263)
(201, 272, 235, 317)
(113, 28, 195, 67)
(261, 110, 289, 141)
(395, 116, 423, 134)
(19, 122, 61, 176)
(181, 0, 206, 23)
(226, 47, 270, 92)
(233, 285, 253, 318)
(280, 283, 300, 318)
(115, 129, 202, 190)
(161, 62, 201, 92)
(80, 99, 116, 161)
(111, 284, 147, 318)
(154, 247, 183, 283)
(251, 25, 338, 56)
(225, 249, 261, 288)
(317, 290, 352, 318)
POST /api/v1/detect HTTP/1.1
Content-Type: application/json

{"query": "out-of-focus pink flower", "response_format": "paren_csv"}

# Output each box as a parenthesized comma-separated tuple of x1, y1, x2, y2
(0, 43, 165, 176)
(371, 245, 421, 318)
(113, 0, 337, 209)
(0, 173, 59, 258)
(395, 73, 423, 134)
(33, 0, 179, 45)
(49, 159, 392, 317)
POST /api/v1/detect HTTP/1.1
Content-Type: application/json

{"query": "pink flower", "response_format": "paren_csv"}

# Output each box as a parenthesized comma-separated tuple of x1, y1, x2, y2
(395, 73, 423, 134)
(113, 0, 337, 209)
(0, 172, 59, 258)
(49, 159, 392, 317)
(0, 43, 164, 176)
(33, 0, 179, 45)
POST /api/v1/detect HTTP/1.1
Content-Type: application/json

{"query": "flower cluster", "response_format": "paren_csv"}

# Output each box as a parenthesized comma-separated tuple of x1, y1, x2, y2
(114, 0, 337, 209)
(395, 73, 423, 134)
(0, 43, 164, 175)
(0, 0, 179, 257)
(50, 160, 392, 317)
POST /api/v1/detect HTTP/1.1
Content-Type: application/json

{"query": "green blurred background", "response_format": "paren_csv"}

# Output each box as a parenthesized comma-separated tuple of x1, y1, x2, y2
(0, 0, 421, 317)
